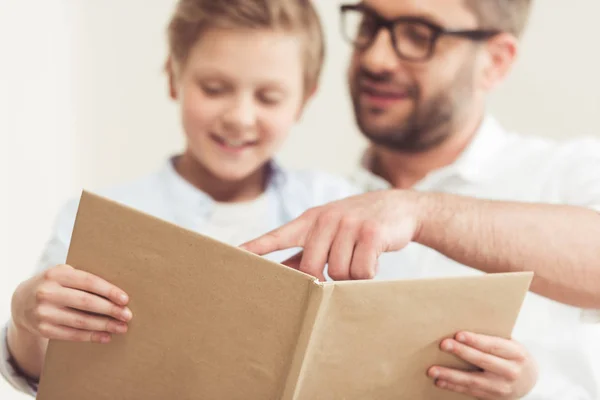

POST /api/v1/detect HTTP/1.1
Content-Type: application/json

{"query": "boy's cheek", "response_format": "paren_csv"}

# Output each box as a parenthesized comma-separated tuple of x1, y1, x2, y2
(261, 109, 301, 139)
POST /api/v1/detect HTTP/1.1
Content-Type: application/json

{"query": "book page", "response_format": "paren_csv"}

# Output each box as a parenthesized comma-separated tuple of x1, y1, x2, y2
(294, 273, 532, 400)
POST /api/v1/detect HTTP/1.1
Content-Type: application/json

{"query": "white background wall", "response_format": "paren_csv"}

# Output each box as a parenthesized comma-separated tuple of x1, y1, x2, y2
(1, 1, 599, 398)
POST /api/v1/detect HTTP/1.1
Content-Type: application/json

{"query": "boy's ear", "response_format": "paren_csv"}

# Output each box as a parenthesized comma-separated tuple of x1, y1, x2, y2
(296, 85, 318, 120)
(165, 56, 179, 100)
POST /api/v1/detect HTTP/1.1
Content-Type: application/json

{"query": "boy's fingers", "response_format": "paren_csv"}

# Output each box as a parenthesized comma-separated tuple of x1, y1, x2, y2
(50, 266, 129, 306)
(37, 323, 112, 344)
(434, 379, 489, 399)
(40, 306, 128, 334)
(429, 366, 498, 395)
(441, 339, 517, 378)
(456, 331, 525, 361)
(49, 287, 132, 322)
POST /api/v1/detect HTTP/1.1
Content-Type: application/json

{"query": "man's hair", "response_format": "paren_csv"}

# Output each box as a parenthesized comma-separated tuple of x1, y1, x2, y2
(167, 0, 324, 94)
(464, 0, 534, 37)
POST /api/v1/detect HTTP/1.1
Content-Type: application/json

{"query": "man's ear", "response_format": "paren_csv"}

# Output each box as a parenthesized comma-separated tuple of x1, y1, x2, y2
(165, 56, 179, 100)
(480, 33, 519, 92)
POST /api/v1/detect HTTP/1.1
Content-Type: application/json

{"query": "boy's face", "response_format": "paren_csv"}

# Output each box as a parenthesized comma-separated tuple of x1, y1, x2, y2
(171, 28, 305, 182)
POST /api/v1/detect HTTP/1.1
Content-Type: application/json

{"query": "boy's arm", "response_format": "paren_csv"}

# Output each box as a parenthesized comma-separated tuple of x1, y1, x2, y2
(0, 201, 75, 394)
(0, 326, 39, 396)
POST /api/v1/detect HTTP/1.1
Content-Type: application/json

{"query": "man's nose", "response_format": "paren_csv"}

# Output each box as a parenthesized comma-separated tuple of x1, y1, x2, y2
(360, 29, 400, 75)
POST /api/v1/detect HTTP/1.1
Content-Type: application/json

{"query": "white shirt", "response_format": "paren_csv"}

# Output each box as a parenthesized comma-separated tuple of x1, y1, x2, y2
(0, 159, 359, 396)
(353, 116, 600, 400)
(196, 193, 271, 246)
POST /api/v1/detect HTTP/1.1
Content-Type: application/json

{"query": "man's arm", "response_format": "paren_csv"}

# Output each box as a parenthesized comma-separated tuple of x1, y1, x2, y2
(242, 190, 600, 309)
(416, 193, 600, 309)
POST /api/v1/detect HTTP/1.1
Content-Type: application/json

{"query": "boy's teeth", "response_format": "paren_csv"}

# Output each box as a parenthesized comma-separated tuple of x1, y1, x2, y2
(225, 140, 245, 147)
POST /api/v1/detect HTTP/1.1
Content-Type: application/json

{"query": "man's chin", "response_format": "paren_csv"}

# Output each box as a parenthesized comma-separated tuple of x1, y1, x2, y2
(357, 103, 411, 123)
(356, 117, 423, 152)
(357, 117, 407, 140)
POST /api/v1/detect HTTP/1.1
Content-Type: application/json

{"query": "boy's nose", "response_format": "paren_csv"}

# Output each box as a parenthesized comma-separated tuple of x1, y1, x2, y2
(223, 95, 257, 133)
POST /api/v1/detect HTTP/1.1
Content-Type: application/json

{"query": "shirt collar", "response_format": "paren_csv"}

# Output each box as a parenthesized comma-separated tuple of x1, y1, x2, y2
(354, 115, 510, 189)
(452, 115, 510, 182)
(161, 157, 213, 215)
(266, 157, 289, 189)
(160, 156, 288, 213)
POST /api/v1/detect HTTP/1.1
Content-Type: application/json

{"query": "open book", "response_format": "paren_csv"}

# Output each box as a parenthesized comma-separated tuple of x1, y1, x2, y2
(37, 192, 532, 400)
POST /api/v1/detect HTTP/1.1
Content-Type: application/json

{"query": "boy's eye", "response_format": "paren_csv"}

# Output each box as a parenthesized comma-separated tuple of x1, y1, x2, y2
(258, 90, 284, 105)
(201, 83, 228, 96)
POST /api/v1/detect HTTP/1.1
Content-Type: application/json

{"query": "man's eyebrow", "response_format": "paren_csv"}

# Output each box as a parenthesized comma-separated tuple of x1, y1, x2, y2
(404, 12, 448, 28)
(354, 2, 449, 28)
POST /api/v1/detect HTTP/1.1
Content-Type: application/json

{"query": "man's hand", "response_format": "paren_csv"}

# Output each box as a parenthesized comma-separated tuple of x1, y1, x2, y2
(243, 187, 600, 308)
(428, 332, 538, 399)
(242, 190, 426, 280)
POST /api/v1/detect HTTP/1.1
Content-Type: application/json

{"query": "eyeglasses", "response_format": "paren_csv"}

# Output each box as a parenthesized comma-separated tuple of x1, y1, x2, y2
(340, 4, 501, 62)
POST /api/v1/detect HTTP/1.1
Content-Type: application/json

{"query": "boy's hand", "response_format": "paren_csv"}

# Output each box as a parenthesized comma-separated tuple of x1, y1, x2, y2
(428, 332, 538, 400)
(11, 264, 132, 344)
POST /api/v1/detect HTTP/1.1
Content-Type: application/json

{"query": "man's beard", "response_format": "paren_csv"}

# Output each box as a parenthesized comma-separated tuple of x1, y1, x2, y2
(351, 61, 475, 153)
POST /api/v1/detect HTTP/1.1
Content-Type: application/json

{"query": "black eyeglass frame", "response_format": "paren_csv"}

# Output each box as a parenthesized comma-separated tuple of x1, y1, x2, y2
(340, 3, 501, 62)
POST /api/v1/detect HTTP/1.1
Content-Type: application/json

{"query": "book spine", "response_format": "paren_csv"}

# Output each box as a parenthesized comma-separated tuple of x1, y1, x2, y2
(279, 282, 334, 400)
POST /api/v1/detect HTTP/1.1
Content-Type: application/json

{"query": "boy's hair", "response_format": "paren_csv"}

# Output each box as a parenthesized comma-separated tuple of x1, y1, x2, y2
(167, 0, 325, 94)
(464, 0, 533, 37)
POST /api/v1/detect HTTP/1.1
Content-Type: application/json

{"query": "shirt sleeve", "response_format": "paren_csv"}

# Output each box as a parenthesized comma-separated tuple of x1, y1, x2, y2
(523, 338, 598, 400)
(0, 327, 37, 397)
(556, 138, 600, 211)
(33, 199, 79, 274)
(553, 138, 600, 323)
(0, 200, 79, 396)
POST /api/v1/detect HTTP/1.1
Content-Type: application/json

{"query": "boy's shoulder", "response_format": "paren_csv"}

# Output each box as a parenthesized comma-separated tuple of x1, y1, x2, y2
(276, 166, 362, 207)
(58, 163, 174, 226)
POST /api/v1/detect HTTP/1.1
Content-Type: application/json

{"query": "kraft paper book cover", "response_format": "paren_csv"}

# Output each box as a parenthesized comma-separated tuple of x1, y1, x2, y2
(37, 192, 532, 400)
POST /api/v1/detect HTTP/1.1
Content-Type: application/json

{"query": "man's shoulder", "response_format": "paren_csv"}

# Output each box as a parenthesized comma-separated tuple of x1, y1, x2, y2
(552, 136, 600, 158)
(493, 123, 600, 175)
(503, 125, 600, 158)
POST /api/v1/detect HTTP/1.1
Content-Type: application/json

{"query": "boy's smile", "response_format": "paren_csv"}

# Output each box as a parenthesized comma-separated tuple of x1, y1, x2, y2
(209, 133, 259, 155)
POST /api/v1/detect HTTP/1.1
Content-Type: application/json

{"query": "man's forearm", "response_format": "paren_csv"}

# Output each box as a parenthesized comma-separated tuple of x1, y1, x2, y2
(415, 192, 600, 308)
(7, 319, 47, 380)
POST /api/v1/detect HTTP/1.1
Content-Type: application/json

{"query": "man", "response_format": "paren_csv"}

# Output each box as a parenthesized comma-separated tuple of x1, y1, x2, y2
(243, 0, 600, 398)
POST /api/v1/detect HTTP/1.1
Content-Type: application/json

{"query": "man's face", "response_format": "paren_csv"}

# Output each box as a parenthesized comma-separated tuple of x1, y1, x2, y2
(348, 0, 486, 152)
